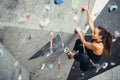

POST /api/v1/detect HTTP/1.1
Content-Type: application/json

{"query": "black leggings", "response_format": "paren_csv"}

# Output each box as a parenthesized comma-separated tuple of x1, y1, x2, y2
(73, 39, 91, 71)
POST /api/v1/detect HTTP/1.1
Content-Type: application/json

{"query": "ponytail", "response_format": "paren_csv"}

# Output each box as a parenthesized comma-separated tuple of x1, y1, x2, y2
(105, 32, 112, 56)
(98, 26, 113, 57)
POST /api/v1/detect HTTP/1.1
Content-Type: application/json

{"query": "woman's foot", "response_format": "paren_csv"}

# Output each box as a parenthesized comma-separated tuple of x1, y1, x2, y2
(63, 47, 76, 59)
(63, 47, 72, 59)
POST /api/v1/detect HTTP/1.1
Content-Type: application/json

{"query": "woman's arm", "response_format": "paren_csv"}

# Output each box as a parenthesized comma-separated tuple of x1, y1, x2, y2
(75, 27, 98, 51)
(85, 7, 95, 33)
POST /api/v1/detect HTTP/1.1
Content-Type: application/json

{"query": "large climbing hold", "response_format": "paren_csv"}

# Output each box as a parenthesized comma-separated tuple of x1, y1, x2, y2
(108, 5, 118, 12)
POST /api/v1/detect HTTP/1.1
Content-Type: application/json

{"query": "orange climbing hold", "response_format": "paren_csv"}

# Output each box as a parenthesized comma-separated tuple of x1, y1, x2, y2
(26, 13, 32, 19)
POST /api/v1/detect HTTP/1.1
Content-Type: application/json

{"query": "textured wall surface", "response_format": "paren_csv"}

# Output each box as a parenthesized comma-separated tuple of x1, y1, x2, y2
(1, 0, 120, 80)
(0, 0, 95, 80)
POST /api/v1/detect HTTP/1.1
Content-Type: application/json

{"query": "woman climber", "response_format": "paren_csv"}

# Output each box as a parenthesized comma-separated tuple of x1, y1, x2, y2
(64, 7, 113, 71)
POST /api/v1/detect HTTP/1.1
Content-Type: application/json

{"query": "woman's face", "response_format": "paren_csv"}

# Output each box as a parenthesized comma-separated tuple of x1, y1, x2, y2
(92, 27, 102, 40)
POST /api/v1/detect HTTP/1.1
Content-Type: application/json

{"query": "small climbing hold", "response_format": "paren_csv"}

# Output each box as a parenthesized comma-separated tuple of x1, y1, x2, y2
(33, 69, 39, 76)
(114, 30, 120, 38)
(45, 5, 50, 11)
(46, 53, 51, 57)
(18, 74, 22, 80)
(108, 5, 118, 12)
(73, 15, 78, 23)
(110, 62, 116, 66)
(72, 0, 79, 10)
(81, 7, 85, 12)
(40, 63, 46, 70)
(102, 62, 108, 69)
(81, 73, 84, 76)
(14, 61, 19, 67)
(54, 0, 64, 4)
(0, 48, 4, 57)
(48, 62, 55, 69)
(39, 18, 50, 29)
(112, 38, 116, 42)
(18, 17, 26, 23)
(25, 13, 32, 19)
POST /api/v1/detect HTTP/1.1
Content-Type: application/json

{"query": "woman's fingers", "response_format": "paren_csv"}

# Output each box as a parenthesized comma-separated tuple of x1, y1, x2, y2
(74, 27, 81, 34)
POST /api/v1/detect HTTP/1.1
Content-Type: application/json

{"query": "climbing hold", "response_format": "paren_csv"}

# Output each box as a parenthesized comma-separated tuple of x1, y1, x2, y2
(81, 7, 85, 12)
(72, 0, 79, 10)
(50, 32, 53, 53)
(57, 59, 61, 78)
(18, 74, 22, 80)
(14, 61, 19, 67)
(33, 69, 39, 76)
(0, 48, 4, 57)
(40, 63, 46, 70)
(39, 18, 50, 28)
(81, 73, 84, 76)
(73, 15, 78, 23)
(45, 5, 50, 11)
(25, 13, 32, 19)
(48, 62, 55, 69)
(112, 38, 116, 42)
(110, 62, 116, 66)
(114, 30, 120, 38)
(102, 62, 108, 69)
(54, 0, 64, 4)
(18, 17, 26, 23)
(108, 5, 118, 12)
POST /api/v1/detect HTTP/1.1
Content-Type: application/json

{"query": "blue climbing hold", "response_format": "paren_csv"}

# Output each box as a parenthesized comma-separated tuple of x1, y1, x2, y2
(54, 0, 64, 4)
(0, 48, 4, 57)
(108, 5, 118, 12)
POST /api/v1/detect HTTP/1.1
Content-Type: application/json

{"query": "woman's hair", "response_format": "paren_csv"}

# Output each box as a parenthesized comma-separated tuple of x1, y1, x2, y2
(97, 26, 112, 56)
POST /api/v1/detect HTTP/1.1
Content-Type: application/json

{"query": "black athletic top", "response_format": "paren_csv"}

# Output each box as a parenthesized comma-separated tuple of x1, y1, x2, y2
(86, 40, 103, 64)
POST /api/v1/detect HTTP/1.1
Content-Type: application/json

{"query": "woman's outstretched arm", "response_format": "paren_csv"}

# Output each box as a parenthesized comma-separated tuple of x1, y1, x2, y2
(85, 7, 95, 34)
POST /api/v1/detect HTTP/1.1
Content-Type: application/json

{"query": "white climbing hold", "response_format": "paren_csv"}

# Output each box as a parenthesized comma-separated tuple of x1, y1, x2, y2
(39, 18, 50, 28)
(40, 63, 46, 70)
(73, 15, 78, 23)
(102, 62, 108, 69)
(110, 62, 116, 66)
(112, 38, 116, 42)
(18, 17, 26, 23)
(48, 62, 55, 69)
(14, 61, 19, 67)
(18, 74, 22, 80)
(81, 73, 84, 76)
(114, 30, 120, 38)
(108, 5, 118, 12)
(45, 5, 50, 11)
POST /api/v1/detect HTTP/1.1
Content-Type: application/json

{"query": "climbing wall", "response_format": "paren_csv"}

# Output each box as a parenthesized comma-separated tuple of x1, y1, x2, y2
(0, 0, 96, 80)
(0, 0, 95, 33)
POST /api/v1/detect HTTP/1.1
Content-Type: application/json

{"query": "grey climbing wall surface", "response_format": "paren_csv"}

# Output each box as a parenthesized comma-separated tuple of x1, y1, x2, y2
(0, 0, 95, 33)
(0, 43, 30, 80)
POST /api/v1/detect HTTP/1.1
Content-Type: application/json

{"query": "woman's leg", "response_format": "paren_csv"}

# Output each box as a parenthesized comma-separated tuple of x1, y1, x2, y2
(74, 53, 90, 71)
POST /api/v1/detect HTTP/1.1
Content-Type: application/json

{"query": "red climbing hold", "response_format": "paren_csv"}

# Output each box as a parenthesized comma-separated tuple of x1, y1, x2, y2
(81, 7, 85, 12)
(26, 13, 32, 19)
